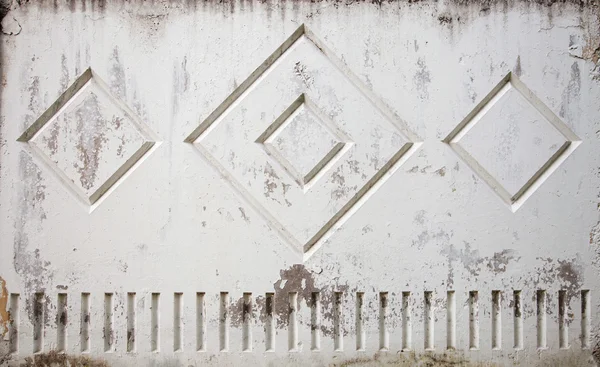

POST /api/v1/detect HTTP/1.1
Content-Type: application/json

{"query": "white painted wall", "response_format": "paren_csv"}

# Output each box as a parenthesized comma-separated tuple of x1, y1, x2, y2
(1, 1, 600, 365)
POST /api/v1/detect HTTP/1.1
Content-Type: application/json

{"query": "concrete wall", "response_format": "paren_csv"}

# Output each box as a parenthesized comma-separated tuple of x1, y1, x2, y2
(1, 0, 600, 365)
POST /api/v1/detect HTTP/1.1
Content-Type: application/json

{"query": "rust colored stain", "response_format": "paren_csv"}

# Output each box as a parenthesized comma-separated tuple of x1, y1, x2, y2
(0, 276, 8, 338)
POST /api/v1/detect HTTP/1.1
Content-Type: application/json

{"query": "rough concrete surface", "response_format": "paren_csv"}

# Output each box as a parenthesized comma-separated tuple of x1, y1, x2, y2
(1, 0, 600, 365)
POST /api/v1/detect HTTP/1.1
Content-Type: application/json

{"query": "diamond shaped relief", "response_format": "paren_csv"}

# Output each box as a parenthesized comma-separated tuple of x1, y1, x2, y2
(444, 72, 581, 212)
(18, 68, 160, 211)
(257, 94, 352, 192)
(186, 25, 422, 260)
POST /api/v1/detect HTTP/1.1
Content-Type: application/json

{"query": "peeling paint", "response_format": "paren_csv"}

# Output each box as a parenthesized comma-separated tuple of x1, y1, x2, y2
(238, 207, 250, 222)
(271, 264, 351, 337)
(273, 264, 318, 328)
(263, 163, 279, 199)
(442, 243, 520, 286)
(2, 0, 600, 365)
(529, 256, 583, 300)
(0, 277, 8, 339)
(293, 61, 314, 88)
(559, 61, 581, 119)
(14, 152, 53, 326)
(74, 93, 110, 191)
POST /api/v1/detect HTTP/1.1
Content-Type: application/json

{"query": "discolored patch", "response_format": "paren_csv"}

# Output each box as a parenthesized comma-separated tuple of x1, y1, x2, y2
(335, 351, 501, 366)
(0, 277, 8, 338)
(19, 351, 109, 367)
(273, 264, 318, 328)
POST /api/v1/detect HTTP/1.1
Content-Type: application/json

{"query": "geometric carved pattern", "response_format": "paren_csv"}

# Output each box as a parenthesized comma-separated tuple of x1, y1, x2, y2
(256, 94, 353, 192)
(18, 68, 160, 212)
(186, 24, 422, 260)
(444, 72, 581, 212)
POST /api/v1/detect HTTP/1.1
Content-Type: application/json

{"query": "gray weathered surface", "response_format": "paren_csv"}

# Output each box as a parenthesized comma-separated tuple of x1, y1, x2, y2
(1, 0, 600, 365)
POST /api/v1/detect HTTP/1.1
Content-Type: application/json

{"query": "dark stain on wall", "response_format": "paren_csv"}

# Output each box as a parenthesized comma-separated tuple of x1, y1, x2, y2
(19, 351, 109, 367)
